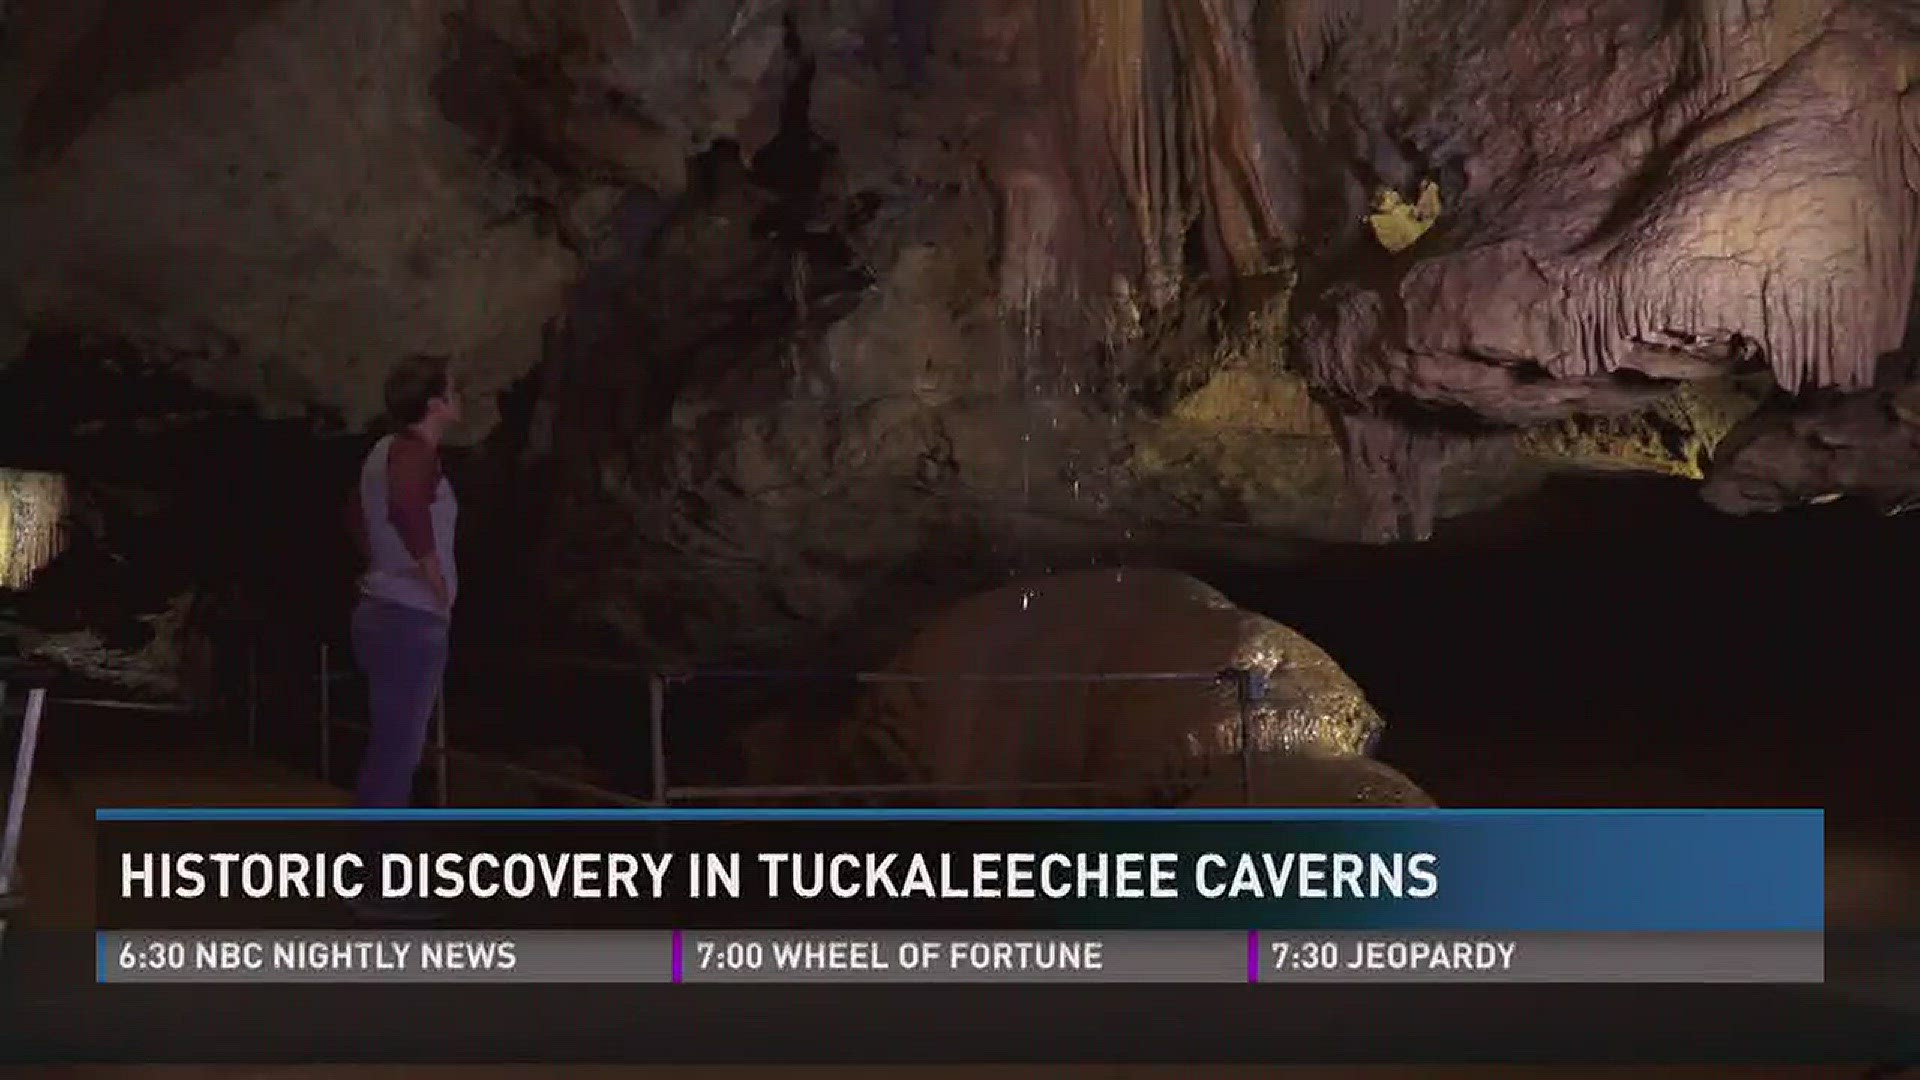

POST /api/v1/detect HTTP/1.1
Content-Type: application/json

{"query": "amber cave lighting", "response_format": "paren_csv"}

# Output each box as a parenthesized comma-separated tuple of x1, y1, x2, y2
(0, 469, 71, 589)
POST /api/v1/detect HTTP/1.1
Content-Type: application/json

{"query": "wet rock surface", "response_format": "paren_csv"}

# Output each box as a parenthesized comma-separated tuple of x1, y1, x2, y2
(734, 569, 1432, 808)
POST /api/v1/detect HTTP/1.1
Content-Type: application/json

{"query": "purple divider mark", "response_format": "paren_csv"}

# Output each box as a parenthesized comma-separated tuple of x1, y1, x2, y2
(672, 930, 684, 983)
(1246, 930, 1259, 983)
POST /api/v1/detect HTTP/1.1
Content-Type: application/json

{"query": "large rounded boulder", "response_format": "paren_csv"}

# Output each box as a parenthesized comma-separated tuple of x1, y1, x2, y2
(822, 568, 1430, 807)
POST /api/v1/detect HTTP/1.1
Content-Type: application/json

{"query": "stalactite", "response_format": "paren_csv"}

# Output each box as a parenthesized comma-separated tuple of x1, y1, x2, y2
(1166, 0, 1289, 278)
(997, 0, 1288, 322)
(991, 0, 1101, 319)
(989, 120, 1066, 315)
(1071, 0, 1182, 310)
(1628, 1, 1918, 394)
(1150, 0, 1189, 302)
(1272, 0, 1375, 94)
(0, 468, 70, 590)
(1331, 411, 1449, 543)
(1552, 153, 1911, 396)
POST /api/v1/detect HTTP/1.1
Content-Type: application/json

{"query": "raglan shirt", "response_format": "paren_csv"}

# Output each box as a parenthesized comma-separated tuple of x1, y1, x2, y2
(345, 431, 458, 617)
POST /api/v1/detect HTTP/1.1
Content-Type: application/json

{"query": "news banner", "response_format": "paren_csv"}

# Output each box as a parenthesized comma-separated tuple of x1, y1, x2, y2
(94, 808, 1824, 985)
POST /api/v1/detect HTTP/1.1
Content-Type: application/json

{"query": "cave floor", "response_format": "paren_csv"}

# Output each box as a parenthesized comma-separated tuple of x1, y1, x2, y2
(12, 748, 348, 930)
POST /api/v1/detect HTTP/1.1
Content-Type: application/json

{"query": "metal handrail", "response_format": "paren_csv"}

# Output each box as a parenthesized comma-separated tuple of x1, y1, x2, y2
(665, 777, 1230, 801)
(670, 669, 1240, 684)
(40, 697, 190, 713)
(312, 651, 656, 683)
(308, 643, 1264, 809)
(321, 715, 648, 808)
(314, 660, 1244, 684)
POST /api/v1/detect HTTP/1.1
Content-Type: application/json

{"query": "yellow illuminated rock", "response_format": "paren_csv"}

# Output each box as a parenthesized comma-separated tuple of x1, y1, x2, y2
(1367, 180, 1442, 252)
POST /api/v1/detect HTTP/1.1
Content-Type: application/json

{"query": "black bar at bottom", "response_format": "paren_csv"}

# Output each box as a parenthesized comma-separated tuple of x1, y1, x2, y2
(5, 931, 1918, 1063)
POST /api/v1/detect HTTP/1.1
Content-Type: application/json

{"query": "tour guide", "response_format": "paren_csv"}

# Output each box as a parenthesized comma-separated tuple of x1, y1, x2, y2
(343, 355, 461, 919)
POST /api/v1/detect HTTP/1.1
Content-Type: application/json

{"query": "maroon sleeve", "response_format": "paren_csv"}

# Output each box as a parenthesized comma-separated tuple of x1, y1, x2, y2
(385, 432, 440, 562)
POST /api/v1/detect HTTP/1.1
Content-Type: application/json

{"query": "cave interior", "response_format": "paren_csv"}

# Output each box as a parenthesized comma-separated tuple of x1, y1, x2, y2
(2, 0, 1918, 926)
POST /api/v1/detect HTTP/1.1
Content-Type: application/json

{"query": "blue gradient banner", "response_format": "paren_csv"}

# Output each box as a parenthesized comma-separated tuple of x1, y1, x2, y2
(95, 808, 1823, 932)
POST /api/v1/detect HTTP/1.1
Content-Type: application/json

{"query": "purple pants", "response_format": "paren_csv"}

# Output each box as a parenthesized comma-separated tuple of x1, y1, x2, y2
(350, 597, 449, 808)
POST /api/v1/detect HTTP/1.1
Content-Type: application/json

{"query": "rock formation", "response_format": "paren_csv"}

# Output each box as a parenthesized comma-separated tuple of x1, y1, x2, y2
(736, 570, 1433, 807)
(1703, 381, 1920, 515)
(1274, 0, 1920, 537)
(11, 0, 1920, 670)
(0, 470, 69, 590)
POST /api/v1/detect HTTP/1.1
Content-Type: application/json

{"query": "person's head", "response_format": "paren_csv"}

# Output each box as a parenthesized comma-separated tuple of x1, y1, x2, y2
(382, 354, 461, 434)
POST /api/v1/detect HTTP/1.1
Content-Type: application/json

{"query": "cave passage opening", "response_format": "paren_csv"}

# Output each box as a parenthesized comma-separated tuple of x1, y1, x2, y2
(1216, 473, 1915, 842)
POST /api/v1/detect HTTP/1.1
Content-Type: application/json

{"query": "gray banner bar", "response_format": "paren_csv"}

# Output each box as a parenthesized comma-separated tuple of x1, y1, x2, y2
(1255, 931, 1824, 983)
(97, 931, 673, 984)
(96, 930, 1824, 984)
(679, 931, 1247, 983)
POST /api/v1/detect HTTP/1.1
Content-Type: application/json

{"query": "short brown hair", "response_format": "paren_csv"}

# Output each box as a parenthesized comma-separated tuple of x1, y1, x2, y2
(383, 354, 452, 426)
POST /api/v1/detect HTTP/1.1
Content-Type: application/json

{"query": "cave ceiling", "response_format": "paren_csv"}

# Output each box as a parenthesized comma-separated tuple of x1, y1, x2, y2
(10, 0, 1920, 547)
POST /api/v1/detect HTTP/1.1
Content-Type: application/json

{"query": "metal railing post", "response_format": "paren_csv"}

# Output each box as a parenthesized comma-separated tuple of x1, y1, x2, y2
(0, 687, 47, 901)
(317, 643, 331, 782)
(1231, 667, 1256, 805)
(0, 682, 8, 831)
(434, 690, 449, 808)
(648, 674, 667, 806)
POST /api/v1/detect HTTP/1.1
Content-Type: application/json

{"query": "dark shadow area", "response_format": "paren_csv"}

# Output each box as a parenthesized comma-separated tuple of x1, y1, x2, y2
(1215, 473, 1914, 844)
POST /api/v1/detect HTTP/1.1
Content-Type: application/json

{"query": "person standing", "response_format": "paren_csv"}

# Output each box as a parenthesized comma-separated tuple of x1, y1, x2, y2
(344, 355, 461, 810)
